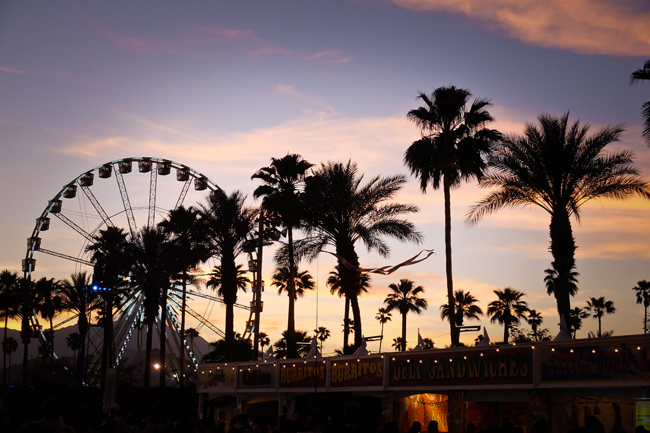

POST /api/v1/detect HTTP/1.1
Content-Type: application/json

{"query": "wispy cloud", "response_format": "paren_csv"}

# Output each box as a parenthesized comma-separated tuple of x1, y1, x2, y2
(273, 84, 336, 113)
(94, 24, 352, 63)
(0, 66, 26, 75)
(392, 0, 650, 56)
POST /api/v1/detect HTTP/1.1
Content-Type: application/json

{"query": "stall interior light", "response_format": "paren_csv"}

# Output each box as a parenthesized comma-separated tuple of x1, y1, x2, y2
(496, 348, 500, 352)
(638, 345, 642, 350)
(406, 359, 410, 363)
(419, 359, 423, 363)
(592, 348, 596, 354)
(531, 345, 535, 350)
(480, 353, 484, 357)
(570, 348, 574, 353)
(551, 347, 555, 352)
(615, 346, 619, 352)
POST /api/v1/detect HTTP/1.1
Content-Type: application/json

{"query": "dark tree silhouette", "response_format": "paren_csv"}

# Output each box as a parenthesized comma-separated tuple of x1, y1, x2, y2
(405, 86, 501, 346)
(468, 112, 650, 334)
(384, 279, 428, 351)
(633, 280, 650, 334)
(487, 287, 530, 344)
(630, 59, 650, 145)
(585, 296, 615, 338)
(440, 290, 483, 327)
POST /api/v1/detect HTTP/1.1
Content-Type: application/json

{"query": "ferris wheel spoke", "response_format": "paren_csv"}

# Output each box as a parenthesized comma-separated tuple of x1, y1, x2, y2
(175, 178, 192, 210)
(147, 165, 158, 229)
(38, 248, 93, 267)
(79, 184, 115, 228)
(184, 303, 225, 338)
(52, 213, 94, 243)
(113, 162, 139, 240)
(184, 289, 251, 311)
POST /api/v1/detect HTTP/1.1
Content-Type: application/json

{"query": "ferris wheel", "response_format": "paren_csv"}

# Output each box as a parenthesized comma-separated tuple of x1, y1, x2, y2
(23, 157, 260, 383)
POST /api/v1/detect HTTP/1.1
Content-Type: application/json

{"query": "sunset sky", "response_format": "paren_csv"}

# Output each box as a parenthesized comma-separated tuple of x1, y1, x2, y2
(1, 0, 649, 356)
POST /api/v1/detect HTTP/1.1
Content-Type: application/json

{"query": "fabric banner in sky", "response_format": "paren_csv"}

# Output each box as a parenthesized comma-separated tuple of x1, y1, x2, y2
(322, 249, 435, 275)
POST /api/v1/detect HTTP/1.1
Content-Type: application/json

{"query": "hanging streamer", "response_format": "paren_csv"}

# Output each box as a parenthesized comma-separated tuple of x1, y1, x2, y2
(322, 249, 435, 275)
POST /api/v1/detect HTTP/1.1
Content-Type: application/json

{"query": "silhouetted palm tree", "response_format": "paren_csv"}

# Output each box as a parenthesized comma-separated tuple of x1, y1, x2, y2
(630, 59, 650, 145)
(384, 279, 428, 351)
(34, 277, 62, 372)
(405, 86, 501, 346)
(468, 113, 650, 334)
(66, 332, 83, 359)
(570, 307, 589, 339)
(633, 280, 650, 334)
(375, 307, 392, 352)
(258, 332, 270, 354)
(303, 161, 422, 350)
(0, 270, 19, 386)
(207, 264, 250, 361)
(202, 189, 256, 361)
(527, 310, 544, 342)
(159, 206, 210, 386)
(2, 337, 17, 384)
(59, 271, 100, 385)
(440, 290, 483, 327)
(314, 326, 330, 353)
(585, 296, 616, 338)
(185, 327, 200, 360)
(252, 154, 313, 359)
(273, 330, 312, 359)
(327, 265, 370, 351)
(487, 287, 530, 344)
(272, 266, 315, 299)
(422, 337, 435, 350)
(392, 337, 405, 352)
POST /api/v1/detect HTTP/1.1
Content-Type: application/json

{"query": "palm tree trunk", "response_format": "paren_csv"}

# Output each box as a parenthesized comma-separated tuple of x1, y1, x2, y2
(645, 304, 648, 334)
(379, 322, 384, 353)
(401, 312, 407, 351)
(225, 303, 234, 361)
(159, 287, 168, 387)
(598, 316, 602, 338)
(343, 297, 350, 351)
(549, 208, 576, 336)
(144, 319, 154, 388)
(180, 271, 187, 387)
(21, 312, 30, 388)
(78, 313, 88, 386)
(350, 295, 363, 349)
(443, 176, 457, 346)
(287, 226, 297, 359)
(3, 314, 7, 387)
(503, 321, 509, 344)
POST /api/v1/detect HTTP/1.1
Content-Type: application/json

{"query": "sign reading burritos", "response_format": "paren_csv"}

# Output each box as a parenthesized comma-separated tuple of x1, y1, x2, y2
(388, 349, 532, 387)
(279, 362, 326, 388)
(330, 357, 383, 388)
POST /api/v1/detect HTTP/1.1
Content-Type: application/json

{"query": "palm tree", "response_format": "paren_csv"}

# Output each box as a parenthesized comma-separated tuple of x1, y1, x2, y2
(258, 332, 270, 355)
(630, 59, 650, 145)
(585, 297, 616, 338)
(405, 86, 501, 347)
(422, 337, 435, 350)
(127, 226, 173, 387)
(440, 290, 483, 327)
(185, 328, 200, 360)
(527, 310, 544, 342)
(66, 332, 83, 359)
(570, 307, 590, 339)
(633, 280, 650, 333)
(202, 189, 256, 362)
(468, 113, 650, 334)
(273, 330, 312, 359)
(302, 161, 422, 350)
(392, 337, 405, 352)
(0, 270, 19, 386)
(486, 287, 530, 344)
(86, 226, 130, 387)
(59, 271, 100, 385)
(314, 326, 331, 353)
(383, 279, 428, 351)
(271, 266, 315, 299)
(327, 265, 370, 352)
(2, 337, 17, 384)
(252, 154, 313, 359)
(159, 206, 210, 386)
(375, 307, 392, 352)
(34, 277, 62, 372)
(207, 264, 250, 360)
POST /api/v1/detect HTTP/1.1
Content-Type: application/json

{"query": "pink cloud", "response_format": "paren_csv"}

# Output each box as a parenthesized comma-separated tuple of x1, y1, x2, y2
(392, 0, 650, 56)
(0, 66, 25, 74)
(94, 24, 351, 63)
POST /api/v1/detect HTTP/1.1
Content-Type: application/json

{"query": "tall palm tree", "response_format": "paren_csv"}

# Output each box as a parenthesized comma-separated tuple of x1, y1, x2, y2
(66, 332, 83, 359)
(59, 271, 100, 385)
(383, 279, 428, 351)
(314, 326, 330, 353)
(2, 337, 17, 385)
(486, 287, 530, 344)
(392, 337, 405, 352)
(327, 265, 370, 352)
(252, 154, 313, 359)
(202, 189, 255, 362)
(34, 277, 62, 372)
(185, 328, 200, 360)
(375, 307, 392, 352)
(585, 296, 616, 338)
(86, 225, 130, 387)
(271, 266, 315, 299)
(303, 161, 422, 350)
(127, 226, 172, 387)
(468, 113, 650, 334)
(630, 59, 650, 146)
(527, 310, 544, 342)
(0, 270, 19, 386)
(258, 332, 270, 355)
(570, 307, 590, 339)
(633, 280, 650, 334)
(405, 86, 501, 346)
(440, 290, 483, 327)
(159, 206, 210, 386)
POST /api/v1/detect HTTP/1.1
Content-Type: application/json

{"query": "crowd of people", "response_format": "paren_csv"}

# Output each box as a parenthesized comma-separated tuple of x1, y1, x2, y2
(2, 397, 649, 433)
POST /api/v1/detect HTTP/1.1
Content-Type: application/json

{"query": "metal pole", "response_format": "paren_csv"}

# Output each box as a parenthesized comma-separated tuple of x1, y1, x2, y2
(253, 211, 264, 360)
